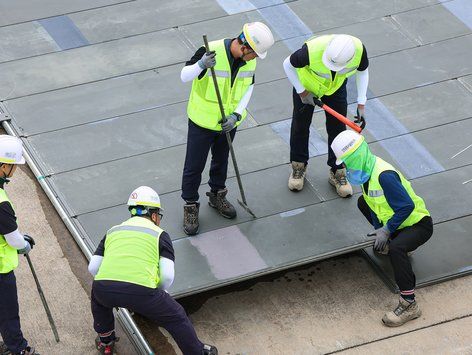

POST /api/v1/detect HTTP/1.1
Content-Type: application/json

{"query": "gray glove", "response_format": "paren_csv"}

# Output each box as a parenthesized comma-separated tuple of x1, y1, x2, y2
(300, 91, 315, 106)
(198, 51, 216, 69)
(18, 235, 35, 254)
(220, 113, 240, 133)
(373, 227, 390, 252)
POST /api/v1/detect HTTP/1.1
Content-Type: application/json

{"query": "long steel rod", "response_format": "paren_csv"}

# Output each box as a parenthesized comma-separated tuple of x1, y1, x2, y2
(1, 118, 154, 355)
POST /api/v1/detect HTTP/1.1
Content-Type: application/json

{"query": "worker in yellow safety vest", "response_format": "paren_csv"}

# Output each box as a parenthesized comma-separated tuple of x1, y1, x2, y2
(180, 22, 274, 235)
(88, 186, 217, 354)
(283, 34, 369, 198)
(332, 130, 433, 327)
(0, 135, 39, 355)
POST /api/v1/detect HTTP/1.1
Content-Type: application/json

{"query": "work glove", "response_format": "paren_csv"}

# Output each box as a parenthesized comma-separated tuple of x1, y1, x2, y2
(372, 227, 390, 252)
(354, 105, 366, 129)
(300, 91, 316, 106)
(220, 113, 240, 133)
(198, 51, 216, 69)
(18, 235, 35, 254)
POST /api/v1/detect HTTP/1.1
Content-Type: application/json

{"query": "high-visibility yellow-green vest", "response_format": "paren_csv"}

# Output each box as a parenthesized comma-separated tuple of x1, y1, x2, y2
(187, 39, 256, 131)
(363, 158, 430, 230)
(296, 35, 363, 98)
(95, 216, 164, 289)
(0, 188, 18, 274)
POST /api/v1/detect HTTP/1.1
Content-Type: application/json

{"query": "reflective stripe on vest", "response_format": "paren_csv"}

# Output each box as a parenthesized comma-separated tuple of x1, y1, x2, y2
(95, 217, 163, 289)
(187, 39, 257, 131)
(296, 34, 363, 98)
(0, 188, 18, 274)
(363, 158, 431, 230)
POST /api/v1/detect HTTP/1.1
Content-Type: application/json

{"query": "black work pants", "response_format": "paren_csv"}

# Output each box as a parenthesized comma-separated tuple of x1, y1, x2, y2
(0, 271, 27, 353)
(358, 195, 433, 292)
(91, 280, 204, 355)
(290, 81, 347, 171)
(181, 119, 236, 202)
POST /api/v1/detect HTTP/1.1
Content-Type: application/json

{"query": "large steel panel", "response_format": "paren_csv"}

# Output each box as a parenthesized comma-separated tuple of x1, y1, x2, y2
(0, 29, 192, 99)
(0, 0, 132, 26)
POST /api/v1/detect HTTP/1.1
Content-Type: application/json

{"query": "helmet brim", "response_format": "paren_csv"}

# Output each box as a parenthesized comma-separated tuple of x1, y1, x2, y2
(256, 50, 267, 59)
(322, 50, 347, 72)
(17, 156, 25, 164)
(335, 158, 344, 166)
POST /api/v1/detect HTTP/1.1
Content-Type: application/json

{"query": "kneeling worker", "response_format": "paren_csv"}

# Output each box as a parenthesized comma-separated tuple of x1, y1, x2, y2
(0, 135, 38, 355)
(180, 22, 274, 235)
(88, 186, 217, 354)
(331, 131, 433, 326)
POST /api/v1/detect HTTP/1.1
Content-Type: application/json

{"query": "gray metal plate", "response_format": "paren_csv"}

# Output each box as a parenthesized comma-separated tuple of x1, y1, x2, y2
(0, 29, 192, 99)
(362, 215, 472, 290)
(78, 163, 323, 243)
(0, 0, 132, 26)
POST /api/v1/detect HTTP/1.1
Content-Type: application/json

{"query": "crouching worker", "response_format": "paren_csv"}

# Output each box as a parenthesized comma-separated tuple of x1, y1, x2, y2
(88, 186, 217, 354)
(331, 131, 433, 327)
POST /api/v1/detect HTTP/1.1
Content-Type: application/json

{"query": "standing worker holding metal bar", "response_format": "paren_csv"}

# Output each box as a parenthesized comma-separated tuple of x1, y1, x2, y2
(331, 130, 433, 327)
(180, 22, 274, 235)
(0, 135, 39, 355)
(88, 186, 217, 354)
(283, 34, 369, 197)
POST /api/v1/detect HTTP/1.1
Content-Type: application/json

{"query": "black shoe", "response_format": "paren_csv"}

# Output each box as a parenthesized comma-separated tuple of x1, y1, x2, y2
(206, 188, 236, 219)
(95, 337, 118, 355)
(183, 202, 200, 235)
(0, 343, 39, 355)
(202, 344, 218, 355)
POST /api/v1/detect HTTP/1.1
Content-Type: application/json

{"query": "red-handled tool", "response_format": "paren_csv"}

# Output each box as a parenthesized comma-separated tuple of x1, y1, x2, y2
(300, 97, 365, 133)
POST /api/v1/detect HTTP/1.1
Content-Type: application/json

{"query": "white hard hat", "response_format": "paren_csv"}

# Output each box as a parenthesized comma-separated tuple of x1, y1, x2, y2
(242, 22, 274, 59)
(0, 135, 25, 165)
(331, 130, 365, 165)
(322, 35, 356, 72)
(127, 186, 162, 210)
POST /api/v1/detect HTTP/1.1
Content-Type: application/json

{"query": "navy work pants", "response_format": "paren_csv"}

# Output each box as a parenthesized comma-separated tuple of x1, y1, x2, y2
(357, 195, 433, 292)
(0, 271, 28, 353)
(181, 119, 236, 202)
(91, 280, 204, 355)
(290, 81, 347, 171)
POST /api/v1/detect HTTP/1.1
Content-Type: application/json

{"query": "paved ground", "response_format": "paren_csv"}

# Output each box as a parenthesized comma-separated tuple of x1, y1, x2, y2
(3, 161, 471, 354)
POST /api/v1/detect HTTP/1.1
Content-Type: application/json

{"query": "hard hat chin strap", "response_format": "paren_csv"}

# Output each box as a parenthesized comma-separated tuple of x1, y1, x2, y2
(0, 164, 12, 185)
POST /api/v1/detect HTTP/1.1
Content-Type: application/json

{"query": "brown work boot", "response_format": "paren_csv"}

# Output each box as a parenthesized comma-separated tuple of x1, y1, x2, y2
(288, 161, 306, 191)
(329, 168, 353, 197)
(183, 202, 200, 235)
(206, 188, 236, 219)
(382, 298, 421, 327)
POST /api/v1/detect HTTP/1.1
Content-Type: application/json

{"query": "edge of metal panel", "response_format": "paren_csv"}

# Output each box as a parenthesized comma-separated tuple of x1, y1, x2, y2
(173, 239, 375, 299)
(0, 116, 155, 355)
(360, 249, 472, 291)
(357, 250, 398, 293)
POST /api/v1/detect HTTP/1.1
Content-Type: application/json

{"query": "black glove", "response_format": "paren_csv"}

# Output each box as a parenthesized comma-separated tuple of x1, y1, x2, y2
(24, 235, 35, 248)
(18, 235, 35, 254)
(354, 106, 366, 129)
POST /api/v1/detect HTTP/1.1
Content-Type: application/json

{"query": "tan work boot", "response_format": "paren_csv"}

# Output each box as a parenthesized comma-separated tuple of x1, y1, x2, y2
(329, 168, 353, 197)
(382, 298, 421, 327)
(288, 162, 306, 191)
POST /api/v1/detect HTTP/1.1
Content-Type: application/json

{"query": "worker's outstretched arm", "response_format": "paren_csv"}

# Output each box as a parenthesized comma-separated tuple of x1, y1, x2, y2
(355, 68, 369, 105)
(88, 235, 106, 276)
(234, 84, 254, 115)
(379, 171, 415, 233)
(159, 257, 175, 291)
(283, 56, 305, 94)
(181, 62, 205, 83)
(4, 229, 27, 249)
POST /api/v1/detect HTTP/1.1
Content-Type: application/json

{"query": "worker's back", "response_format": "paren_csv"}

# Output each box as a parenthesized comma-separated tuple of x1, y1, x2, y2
(95, 216, 164, 289)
